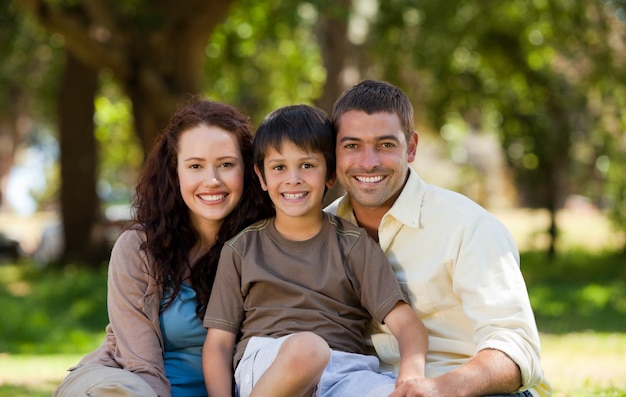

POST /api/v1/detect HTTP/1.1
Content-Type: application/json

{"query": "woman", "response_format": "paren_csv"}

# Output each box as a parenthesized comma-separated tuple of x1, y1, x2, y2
(53, 99, 273, 397)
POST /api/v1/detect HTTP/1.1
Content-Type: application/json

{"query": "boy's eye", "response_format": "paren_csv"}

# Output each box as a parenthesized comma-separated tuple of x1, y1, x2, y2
(272, 165, 285, 171)
(302, 163, 314, 169)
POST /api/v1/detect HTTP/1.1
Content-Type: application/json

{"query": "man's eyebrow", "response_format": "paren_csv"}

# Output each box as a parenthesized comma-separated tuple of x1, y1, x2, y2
(338, 135, 400, 142)
(338, 136, 361, 142)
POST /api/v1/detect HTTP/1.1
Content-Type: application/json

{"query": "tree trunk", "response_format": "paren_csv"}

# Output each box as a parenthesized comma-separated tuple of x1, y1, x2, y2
(315, 0, 352, 206)
(59, 52, 104, 267)
(0, 85, 31, 212)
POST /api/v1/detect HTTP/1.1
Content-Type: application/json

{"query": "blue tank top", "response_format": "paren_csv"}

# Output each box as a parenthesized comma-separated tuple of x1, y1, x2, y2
(160, 283, 207, 397)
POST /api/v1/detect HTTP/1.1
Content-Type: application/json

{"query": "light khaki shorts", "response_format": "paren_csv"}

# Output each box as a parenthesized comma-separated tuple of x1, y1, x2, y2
(52, 363, 158, 397)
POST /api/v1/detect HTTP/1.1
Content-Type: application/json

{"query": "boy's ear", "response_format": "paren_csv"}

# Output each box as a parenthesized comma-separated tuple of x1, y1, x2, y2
(254, 165, 268, 191)
(326, 172, 336, 189)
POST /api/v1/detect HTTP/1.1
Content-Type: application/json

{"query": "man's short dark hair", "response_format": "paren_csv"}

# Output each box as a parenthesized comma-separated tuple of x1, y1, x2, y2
(332, 80, 414, 141)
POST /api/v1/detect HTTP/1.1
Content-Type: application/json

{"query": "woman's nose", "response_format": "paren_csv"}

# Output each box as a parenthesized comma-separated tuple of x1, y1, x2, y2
(204, 168, 221, 186)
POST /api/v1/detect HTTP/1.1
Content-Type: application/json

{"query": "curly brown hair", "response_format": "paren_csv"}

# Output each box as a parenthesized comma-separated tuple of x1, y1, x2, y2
(130, 98, 273, 318)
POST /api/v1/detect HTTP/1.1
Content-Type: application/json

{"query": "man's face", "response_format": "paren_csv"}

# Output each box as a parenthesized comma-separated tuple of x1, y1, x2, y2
(335, 110, 417, 212)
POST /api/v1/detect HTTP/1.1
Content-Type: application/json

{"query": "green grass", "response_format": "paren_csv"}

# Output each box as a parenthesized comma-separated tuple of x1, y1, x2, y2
(0, 262, 108, 354)
(1, 247, 626, 395)
(522, 249, 626, 334)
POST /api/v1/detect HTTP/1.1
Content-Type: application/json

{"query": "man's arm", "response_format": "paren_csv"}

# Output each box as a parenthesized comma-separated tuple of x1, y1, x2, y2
(440, 348, 522, 395)
(203, 328, 236, 397)
(399, 348, 522, 397)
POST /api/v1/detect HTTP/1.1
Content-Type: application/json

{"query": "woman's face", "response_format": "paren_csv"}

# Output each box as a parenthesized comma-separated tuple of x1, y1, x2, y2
(177, 124, 245, 234)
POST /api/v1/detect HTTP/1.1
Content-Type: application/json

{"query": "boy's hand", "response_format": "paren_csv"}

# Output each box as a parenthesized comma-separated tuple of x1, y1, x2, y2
(390, 377, 440, 397)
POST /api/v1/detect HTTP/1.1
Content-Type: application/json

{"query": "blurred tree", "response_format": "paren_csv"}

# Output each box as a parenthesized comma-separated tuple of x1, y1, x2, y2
(58, 52, 101, 264)
(19, 0, 235, 155)
(202, 0, 354, 203)
(203, 0, 328, 122)
(368, 0, 626, 255)
(0, 2, 61, 212)
(17, 0, 235, 266)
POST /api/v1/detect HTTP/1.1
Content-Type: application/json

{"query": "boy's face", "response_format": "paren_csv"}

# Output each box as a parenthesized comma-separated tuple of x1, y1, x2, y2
(255, 140, 335, 221)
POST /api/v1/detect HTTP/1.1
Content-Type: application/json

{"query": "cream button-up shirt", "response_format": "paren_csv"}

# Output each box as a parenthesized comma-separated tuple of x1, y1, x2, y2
(326, 167, 551, 396)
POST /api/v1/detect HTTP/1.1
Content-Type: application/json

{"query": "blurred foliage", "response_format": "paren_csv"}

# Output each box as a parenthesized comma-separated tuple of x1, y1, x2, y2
(0, 263, 107, 354)
(94, 76, 142, 204)
(0, 2, 62, 120)
(203, 0, 327, 125)
(368, 0, 626, 239)
(2, 0, 626, 252)
(522, 249, 626, 333)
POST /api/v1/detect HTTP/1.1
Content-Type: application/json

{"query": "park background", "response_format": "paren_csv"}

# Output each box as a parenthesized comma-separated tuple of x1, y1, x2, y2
(0, 0, 625, 396)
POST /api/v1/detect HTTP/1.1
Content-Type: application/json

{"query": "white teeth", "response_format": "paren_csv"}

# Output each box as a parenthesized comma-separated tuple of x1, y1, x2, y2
(199, 194, 226, 202)
(283, 192, 307, 200)
(355, 175, 384, 183)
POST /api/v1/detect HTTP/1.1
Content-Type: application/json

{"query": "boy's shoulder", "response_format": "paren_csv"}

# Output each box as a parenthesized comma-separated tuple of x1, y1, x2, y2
(226, 218, 272, 246)
(325, 212, 364, 239)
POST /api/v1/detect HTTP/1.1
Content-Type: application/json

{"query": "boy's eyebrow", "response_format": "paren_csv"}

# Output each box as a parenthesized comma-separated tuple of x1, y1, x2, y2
(265, 153, 320, 163)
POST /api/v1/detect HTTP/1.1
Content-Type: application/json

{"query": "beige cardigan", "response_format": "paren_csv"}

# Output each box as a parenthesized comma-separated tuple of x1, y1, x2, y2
(72, 229, 171, 397)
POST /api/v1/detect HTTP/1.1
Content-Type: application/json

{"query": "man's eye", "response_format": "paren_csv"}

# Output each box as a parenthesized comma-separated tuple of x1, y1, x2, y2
(344, 143, 357, 149)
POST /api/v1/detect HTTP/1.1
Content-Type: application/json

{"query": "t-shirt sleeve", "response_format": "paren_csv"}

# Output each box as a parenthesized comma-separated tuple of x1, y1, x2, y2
(203, 244, 244, 334)
(347, 231, 408, 324)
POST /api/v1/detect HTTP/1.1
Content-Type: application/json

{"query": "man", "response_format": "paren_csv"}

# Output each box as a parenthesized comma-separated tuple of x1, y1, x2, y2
(325, 79, 551, 396)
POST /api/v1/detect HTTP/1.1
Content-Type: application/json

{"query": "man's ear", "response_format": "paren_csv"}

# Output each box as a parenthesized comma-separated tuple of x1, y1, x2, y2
(407, 131, 418, 163)
(254, 165, 268, 191)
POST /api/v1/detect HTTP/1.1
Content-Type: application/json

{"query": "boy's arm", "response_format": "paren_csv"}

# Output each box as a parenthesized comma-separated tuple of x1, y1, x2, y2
(382, 301, 428, 385)
(203, 328, 237, 397)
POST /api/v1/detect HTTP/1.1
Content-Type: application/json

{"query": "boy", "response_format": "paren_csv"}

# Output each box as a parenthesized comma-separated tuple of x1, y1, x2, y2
(202, 104, 427, 397)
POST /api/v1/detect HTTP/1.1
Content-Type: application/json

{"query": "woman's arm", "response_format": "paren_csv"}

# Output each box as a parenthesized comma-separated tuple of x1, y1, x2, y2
(107, 230, 171, 397)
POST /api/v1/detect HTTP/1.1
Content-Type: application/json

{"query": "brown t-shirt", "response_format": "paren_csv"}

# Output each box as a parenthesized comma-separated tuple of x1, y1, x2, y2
(203, 212, 407, 365)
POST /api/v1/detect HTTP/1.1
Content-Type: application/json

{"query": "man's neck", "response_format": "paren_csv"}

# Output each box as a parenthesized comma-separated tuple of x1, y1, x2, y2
(352, 205, 389, 242)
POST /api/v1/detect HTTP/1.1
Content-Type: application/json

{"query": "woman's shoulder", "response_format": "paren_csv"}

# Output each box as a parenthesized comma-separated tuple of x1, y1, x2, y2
(112, 227, 146, 249)
(108, 227, 149, 270)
